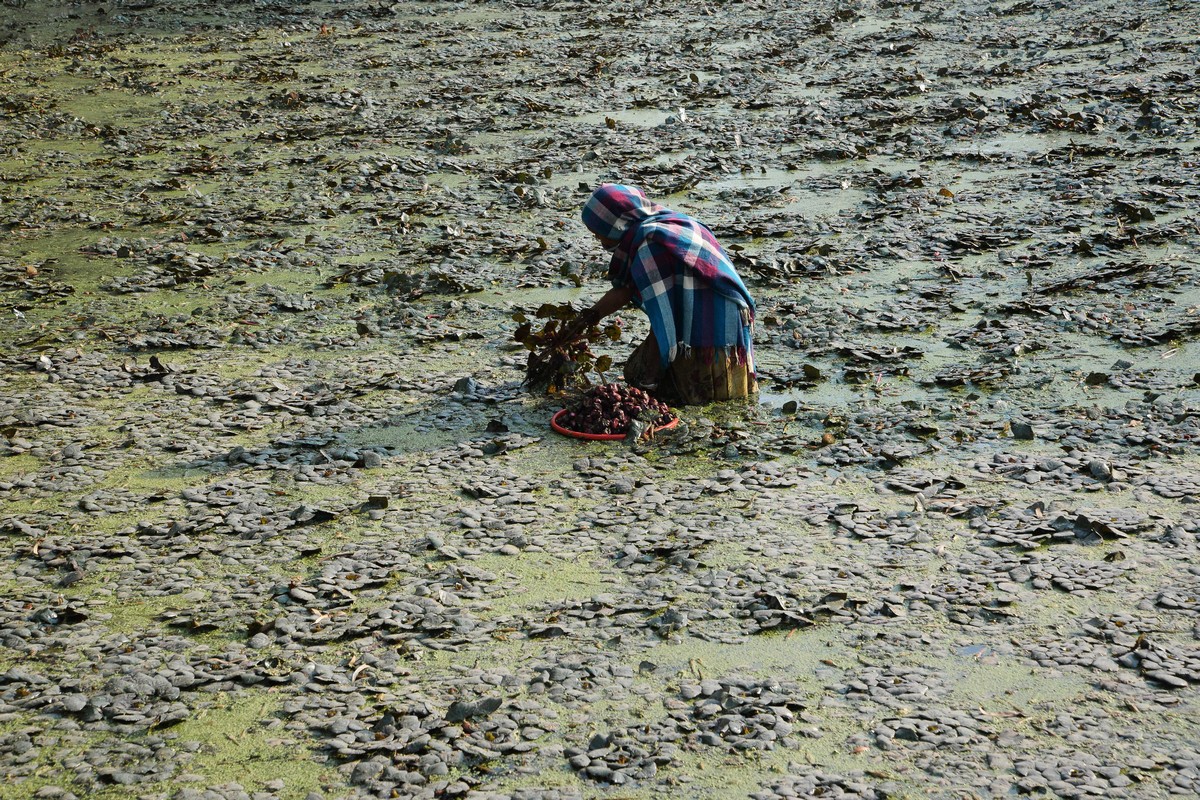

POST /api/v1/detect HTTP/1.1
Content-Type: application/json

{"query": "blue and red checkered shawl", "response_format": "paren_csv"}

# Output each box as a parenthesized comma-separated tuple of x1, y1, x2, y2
(581, 184, 756, 372)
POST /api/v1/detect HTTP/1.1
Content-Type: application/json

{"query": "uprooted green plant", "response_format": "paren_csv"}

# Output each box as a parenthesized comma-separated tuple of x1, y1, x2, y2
(513, 302, 622, 393)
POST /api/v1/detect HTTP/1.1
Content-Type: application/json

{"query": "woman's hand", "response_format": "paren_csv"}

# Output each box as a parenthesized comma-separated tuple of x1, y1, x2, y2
(561, 308, 597, 342)
(562, 285, 633, 342)
(588, 285, 635, 325)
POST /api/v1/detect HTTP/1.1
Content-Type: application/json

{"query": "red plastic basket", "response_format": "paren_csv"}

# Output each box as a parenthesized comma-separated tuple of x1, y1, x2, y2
(551, 408, 678, 441)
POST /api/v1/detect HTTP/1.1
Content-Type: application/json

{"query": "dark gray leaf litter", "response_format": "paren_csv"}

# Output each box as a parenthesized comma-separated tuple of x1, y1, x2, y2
(2, 0, 1200, 797)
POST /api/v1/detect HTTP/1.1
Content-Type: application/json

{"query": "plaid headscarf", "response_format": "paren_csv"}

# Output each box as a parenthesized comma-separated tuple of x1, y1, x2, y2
(582, 184, 756, 371)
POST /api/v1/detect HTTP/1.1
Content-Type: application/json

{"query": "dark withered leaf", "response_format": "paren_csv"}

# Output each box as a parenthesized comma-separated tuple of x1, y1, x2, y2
(289, 506, 338, 527)
(247, 618, 274, 636)
(56, 608, 88, 624)
(529, 625, 569, 639)
(445, 696, 502, 722)
(818, 591, 848, 606)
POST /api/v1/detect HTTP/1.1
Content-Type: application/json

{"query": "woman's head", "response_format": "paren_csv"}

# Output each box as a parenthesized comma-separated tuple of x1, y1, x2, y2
(581, 184, 662, 244)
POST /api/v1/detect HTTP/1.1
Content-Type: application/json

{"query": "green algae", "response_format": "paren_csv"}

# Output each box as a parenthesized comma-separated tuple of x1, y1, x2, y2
(662, 745, 842, 800)
(165, 694, 337, 798)
(80, 460, 215, 498)
(0, 772, 83, 800)
(0, 497, 62, 525)
(0, 3, 1196, 800)
(0, 702, 329, 800)
(1, 231, 131, 297)
(344, 418, 471, 455)
(642, 628, 854, 686)
(96, 591, 196, 636)
(0, 453, 40, 481)
(469, 551, 613, 619)
(946, 657, 1094, 712)
(487, 764, 589, 797)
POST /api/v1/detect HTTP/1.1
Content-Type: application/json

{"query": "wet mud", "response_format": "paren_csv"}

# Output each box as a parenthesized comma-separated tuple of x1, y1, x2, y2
(1, 0, 1199, 798)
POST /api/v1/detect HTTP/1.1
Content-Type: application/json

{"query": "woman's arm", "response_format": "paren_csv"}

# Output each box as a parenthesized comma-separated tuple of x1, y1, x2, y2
(567, 283, 635, 337)
(586, 283, 636, 323)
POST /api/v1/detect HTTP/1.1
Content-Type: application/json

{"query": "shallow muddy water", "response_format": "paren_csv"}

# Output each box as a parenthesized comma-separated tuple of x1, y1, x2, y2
(2, 1, 1199, 799)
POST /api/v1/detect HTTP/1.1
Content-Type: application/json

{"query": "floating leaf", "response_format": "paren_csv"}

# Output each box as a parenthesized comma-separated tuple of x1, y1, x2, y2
(445, 697, 502, 722)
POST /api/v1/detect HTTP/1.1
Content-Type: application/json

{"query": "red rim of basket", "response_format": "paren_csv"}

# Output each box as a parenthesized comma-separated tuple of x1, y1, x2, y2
(551, 408, 679, 441)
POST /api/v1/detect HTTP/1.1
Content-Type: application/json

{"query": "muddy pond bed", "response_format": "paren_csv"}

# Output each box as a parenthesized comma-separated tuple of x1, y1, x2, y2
(1, 0, 1199, 798)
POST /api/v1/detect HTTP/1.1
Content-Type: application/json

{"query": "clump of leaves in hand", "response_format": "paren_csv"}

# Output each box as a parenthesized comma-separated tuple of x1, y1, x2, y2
(514, 302, 621, 393)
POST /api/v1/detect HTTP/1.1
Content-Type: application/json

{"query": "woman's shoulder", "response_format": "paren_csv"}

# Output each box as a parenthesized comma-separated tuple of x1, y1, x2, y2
(637, 214, 704, 243)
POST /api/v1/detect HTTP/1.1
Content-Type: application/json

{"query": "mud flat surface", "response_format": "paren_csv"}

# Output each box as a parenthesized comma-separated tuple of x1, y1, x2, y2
(1, 1, 1199, 798)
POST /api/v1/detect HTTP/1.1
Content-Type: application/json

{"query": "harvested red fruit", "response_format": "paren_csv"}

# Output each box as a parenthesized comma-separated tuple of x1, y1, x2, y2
(554, 382, 675, 436)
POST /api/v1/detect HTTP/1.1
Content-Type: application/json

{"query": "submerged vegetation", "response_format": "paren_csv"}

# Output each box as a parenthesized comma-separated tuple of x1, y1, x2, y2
(1, 0, 1199, 798)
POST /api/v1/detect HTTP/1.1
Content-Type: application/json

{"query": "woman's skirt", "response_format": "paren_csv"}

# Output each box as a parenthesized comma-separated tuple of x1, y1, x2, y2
(624, 334, 758, 406)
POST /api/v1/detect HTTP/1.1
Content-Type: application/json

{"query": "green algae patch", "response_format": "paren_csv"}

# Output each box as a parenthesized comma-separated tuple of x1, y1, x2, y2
(1, 229, 135, 295)
(470, 552, 612, 619)
(947, 657, 1093, 711)
(492, 430, 583, 468)
(68, 508, 151, 537)
(0, 454, 40, 481)
(0, 775, 81, 800)
(486, 763, 589, 797)
(235, 268, 353, 297)
(55, 87, 171, 129)
(344, 419, 469, 455)
(96, 592, 196, 636)
(0, 653, 21, 676)
(85, 461, 217, 499)
(168, 694, 337, 799)
(1015, 583, 1159, 630)
(660, 747, 809, 800)
(0, 496, 80, 528)
(121, 462, 221, 488)
(641, 628, 852, 686)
